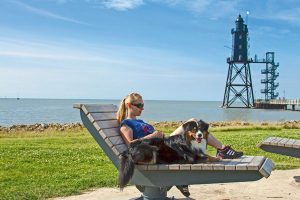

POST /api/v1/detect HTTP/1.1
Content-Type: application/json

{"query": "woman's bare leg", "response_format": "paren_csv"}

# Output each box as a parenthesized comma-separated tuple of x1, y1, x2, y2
(207, 133, 224, 149)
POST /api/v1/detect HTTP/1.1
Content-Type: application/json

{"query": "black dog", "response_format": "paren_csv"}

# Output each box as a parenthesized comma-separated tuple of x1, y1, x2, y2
(145, 122, 208, 164)
(118, 121, 208, 189)
(118, 142, 159, 189)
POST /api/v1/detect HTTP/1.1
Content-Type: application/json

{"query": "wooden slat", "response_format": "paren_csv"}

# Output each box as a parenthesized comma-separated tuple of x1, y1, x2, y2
(259, 136, 282, 147)
(88, 112, 117, 122)
(223, 160, 236, 171)
(247, 156, 265, 170)
(201, 163, 213, 170)
(112, 146, 121, 156)
(179, 164, 191, 170)
(93, 120, 119, 131)
(259, 137, 300, 158)
(148, 165, 159, 170)
(191, 164, 202, 170)
(267, 137, 280, 145)
(224, 157, 243, 170)
(114, 144, 128, 155)
(99, 128, 121, 138)
(274, 137, 286, 146)
(136, 156, 269, 172)
(107, 136, 125, 146)
(82, 104, 118, 114)
(275, 137, 285, 144)
(169, 164, 180, 170)
(285, 139, 296, 148)
(278, 138, 289, 147)
(87, 113, 95, 123)
(104, 137, 114, 148)
(236, 156, 255, 170)
(293, 139, 300, 148)
(98, 130, 107, 140)
(212, 163, 225, 171)
(272, 138, 279, 145)
(261, 137, 276, 145)
(81, 105, 90, 115)
(260, 137, 300, 149)
(158, 164, 169, 170)
(270, 137, 283, 145)
(73, 104, 81, 109)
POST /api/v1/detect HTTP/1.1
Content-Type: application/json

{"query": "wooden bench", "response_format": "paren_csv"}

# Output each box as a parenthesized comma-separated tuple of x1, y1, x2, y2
(74, 103, 274, 200)
(258, 136, 300, 182)
(257, 136, 300, 158)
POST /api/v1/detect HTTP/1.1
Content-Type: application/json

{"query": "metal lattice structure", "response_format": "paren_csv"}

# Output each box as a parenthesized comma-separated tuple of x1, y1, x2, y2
(223, 61, 254, 108)
(261, 52, 279, 100)
(222, 14, 254, 108)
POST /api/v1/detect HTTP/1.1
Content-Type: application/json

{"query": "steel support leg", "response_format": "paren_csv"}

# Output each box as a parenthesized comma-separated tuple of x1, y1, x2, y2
(131, 186, 173, 200)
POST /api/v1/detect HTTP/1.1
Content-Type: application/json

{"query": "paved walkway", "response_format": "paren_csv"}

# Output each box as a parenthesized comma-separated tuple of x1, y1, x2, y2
(52, 169, 300, 200)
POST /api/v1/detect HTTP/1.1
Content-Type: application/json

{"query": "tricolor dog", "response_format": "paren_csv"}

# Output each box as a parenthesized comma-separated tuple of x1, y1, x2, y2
(190, 120, 210, 154)
(118, 121, 209, 189)
(118, 120, 220, 189)
(188, 120, 220, 163)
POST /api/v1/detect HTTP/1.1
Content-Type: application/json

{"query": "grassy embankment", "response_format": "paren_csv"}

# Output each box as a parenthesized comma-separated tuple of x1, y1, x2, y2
(0, 124, 300, 200)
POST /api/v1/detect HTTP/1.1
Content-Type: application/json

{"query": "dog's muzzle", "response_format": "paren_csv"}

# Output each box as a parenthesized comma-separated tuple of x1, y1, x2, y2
(195, 131, 203, 143)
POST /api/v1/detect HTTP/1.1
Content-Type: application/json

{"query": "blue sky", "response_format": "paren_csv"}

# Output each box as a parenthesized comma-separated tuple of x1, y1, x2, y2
(0, 0, 300, 101)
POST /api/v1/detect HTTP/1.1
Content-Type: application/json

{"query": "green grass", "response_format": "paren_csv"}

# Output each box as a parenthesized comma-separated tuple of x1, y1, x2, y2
(1, 127, 300, 200)
(206, 128, 300, 169)
(0, 129, 117, 200)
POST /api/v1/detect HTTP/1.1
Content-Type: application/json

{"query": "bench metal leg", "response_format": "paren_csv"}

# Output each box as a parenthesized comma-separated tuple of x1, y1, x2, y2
(131, 186, 173, 200)
(142, 186, 168, 200)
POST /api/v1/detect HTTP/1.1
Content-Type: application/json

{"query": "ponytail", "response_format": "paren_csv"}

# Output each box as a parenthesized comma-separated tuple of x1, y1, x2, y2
(117, 98, 127, 123)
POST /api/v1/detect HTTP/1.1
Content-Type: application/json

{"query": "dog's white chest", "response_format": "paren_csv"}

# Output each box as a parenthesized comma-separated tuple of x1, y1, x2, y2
(191, 139, 207, 154)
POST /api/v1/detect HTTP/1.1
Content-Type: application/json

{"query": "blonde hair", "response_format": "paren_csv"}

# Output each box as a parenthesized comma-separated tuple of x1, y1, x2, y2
(116, 93, 142, 123)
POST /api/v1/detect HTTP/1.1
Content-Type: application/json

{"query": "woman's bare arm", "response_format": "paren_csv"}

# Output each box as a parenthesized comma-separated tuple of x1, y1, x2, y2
(120, 125, 164, 145)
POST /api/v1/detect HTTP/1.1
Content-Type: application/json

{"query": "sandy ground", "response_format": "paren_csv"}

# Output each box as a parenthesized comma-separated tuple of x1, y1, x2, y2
(52, 169, 300, 200)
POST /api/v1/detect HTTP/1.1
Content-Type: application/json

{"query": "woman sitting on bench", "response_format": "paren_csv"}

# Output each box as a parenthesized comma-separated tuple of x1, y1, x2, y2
(117, 92, 243, 197)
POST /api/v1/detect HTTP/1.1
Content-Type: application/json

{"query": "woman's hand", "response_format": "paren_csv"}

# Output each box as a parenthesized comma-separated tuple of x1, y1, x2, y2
(120, 125, 165, 145)
(141, 131, 164, 140)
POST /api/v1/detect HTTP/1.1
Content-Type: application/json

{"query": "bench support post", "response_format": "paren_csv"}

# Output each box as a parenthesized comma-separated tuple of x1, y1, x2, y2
(142, 186, 168, 200)
(131, 186, 172, 200)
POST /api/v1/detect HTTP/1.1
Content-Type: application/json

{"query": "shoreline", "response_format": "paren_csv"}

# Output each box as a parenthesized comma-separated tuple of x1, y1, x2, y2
(1, 120, 300, 132)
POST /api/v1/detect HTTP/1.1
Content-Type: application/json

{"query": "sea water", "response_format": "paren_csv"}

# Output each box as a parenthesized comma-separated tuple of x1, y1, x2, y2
(0, 98, 300, 126)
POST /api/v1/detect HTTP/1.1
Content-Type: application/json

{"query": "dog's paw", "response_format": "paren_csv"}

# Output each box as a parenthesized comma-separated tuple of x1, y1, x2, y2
(208, 156, 221, 162)
(183, 154, 196, 163)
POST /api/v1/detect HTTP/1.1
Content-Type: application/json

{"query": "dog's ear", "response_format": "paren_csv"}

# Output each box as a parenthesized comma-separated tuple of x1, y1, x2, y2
(182, 121, 198, 133)
(182, 121, 190, 132)
(186, 131, 195, 142)
(198, 120, 209, 132)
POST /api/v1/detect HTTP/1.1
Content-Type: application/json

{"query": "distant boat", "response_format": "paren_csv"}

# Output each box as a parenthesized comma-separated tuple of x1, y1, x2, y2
(17, 97, 20, 100)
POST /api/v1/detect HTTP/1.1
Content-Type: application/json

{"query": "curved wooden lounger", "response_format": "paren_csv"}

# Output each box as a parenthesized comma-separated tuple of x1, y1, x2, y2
(258, 136, 300, 158)
(74, 103, 274, 200)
